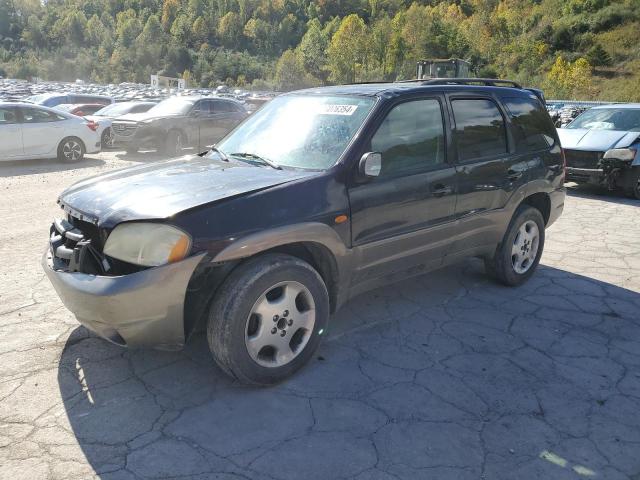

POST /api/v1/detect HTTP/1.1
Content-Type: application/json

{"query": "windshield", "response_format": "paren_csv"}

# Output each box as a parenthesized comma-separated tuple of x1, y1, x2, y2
(216, 95, 376, 170)
(147, 97, 195, 116)
(94, 103, 136, 116)
(568, 108, 640, 132)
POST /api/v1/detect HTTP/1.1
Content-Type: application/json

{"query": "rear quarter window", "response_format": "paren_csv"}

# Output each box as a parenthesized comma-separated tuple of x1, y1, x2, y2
(503, 96, 555, 153)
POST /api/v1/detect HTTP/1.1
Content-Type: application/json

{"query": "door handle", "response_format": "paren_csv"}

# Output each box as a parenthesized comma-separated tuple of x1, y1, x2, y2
(431, 184, 453, 197)
(507, 169, 523, 181)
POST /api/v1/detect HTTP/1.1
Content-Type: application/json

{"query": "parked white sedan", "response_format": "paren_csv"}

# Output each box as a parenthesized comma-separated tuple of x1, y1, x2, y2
(0, 102, 101, 162)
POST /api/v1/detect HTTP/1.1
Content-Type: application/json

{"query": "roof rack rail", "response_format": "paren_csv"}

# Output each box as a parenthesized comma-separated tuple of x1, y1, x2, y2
(397, 78, 523, 88)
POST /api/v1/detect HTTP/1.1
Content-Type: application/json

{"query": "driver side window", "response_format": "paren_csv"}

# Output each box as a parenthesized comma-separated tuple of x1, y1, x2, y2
(371, 99, 445, 177)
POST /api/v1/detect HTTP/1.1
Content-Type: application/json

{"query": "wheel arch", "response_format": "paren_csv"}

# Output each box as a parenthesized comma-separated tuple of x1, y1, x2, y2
(183, 223, 351, 340)
(519, 191, 551, 225)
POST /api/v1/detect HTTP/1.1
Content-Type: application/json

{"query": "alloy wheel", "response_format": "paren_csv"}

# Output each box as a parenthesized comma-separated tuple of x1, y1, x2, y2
(244, 281, 316, 368)
(103, 128, 115, 148)
(511, 220, 540, 274)
(62, 140, 82, 161)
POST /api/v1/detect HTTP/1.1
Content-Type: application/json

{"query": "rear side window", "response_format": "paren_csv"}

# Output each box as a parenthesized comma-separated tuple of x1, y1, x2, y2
(503, 96, 554, 152)
(213, 100, 236, 113)
(371, 98, 445, 176)
(452, 99, 507, 162)
(21, 107, 65, 123)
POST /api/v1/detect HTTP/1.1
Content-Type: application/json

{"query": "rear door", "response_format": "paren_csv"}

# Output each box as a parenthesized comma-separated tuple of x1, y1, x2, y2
(348, 95, 458, 284)
(0, 106, 23, 159)
(447, 95, 524, 253)
(19, 106, 68, 157)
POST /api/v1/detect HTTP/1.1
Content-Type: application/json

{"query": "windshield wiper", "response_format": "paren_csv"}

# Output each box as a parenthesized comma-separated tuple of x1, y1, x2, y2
(230, 152, 282, 170)
(208, 146, 229, 162)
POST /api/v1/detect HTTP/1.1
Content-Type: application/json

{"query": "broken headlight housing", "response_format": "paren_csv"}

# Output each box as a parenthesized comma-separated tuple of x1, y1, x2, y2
(103, 222, 191, 267)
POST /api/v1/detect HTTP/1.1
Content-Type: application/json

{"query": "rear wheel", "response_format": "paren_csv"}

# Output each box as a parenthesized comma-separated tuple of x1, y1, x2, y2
(57, 137, 85, 163)
(207, 253, 329, 385)
(485, 205, 545, 286)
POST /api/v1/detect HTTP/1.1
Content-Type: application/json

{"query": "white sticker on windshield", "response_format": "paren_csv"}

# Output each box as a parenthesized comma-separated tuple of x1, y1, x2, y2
(318, 104, 358, 116)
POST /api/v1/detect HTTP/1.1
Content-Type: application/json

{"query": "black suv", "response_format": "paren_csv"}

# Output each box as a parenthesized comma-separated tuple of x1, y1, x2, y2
(43, 80, 565, 384)
(111, 96, 248, 155)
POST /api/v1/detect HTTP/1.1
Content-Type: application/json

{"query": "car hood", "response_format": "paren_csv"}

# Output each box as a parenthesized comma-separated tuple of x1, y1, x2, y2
(58, 155, 316, 228)
(557, 128, 640, 151)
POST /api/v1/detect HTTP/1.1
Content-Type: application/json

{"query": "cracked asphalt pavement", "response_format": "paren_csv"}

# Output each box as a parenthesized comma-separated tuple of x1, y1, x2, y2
(1, 151, 640, 480)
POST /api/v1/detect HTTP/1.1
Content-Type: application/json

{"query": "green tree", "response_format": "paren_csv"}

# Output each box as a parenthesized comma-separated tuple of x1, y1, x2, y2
(586, 43, 612, 66)
(327, 14, 368, 83)
(297, 18, 328, 81)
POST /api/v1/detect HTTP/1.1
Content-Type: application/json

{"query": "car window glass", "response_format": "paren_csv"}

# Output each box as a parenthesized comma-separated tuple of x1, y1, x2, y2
(132, 104, 151, 113)
(503, 96, 554, 152)
(0, 107, 17, 124)
(213, 100, 234, 113)
(452, 99, 507, 161)
(21, 107, 64, 123)
(371, 99, 445, 177)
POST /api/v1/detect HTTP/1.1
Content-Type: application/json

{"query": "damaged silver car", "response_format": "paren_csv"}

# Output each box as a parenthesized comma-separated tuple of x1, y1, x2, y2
(558, 104, 640, 199)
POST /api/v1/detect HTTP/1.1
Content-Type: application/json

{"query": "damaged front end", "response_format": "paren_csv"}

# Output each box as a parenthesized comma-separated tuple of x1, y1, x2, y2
(44, 212, 205, 350)
(600, 147, 639, 197)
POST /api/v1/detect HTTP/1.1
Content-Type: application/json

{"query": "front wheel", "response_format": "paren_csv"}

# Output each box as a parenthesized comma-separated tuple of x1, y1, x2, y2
(207, 254, 329, 385)
(623, 167, 640, 200)
(163, 130, 184, 157)
(57, 137, 85, 163)
(101, 127, 115, 148)
(485, 205, 545, 286)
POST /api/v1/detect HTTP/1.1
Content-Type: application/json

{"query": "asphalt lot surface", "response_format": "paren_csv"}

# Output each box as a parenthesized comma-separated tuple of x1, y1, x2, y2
(1, 151, 640, 480)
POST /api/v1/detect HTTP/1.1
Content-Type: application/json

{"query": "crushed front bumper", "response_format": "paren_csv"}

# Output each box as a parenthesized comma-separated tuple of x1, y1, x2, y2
(566, 167, 604, 184)
(42, 248, 205, 350)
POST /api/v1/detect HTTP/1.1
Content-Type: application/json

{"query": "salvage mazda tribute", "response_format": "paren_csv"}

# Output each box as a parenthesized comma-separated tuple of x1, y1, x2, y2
(44, 79, 565, 385)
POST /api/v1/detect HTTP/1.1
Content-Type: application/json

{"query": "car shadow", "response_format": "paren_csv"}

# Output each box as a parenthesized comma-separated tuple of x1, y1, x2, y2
(56, 260, 640, 479)
(0, 156, 106, 177)
(566, 182, 639, 205)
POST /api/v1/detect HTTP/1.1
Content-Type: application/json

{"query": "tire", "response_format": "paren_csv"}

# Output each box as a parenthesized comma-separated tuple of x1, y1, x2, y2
(485, 205, 545, 286)
(623, 168, 640, 200)
(101, 127, 114, 148)
(207, 253, 330, 385)
(163, 130, 184, 157)
(57, 137, 85, 163)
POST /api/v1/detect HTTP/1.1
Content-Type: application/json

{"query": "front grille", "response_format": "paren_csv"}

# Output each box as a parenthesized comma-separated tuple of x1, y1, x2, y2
(49, 216, 106, 274)
(112, 122, 138, 137)
(564, 150, 602, 169)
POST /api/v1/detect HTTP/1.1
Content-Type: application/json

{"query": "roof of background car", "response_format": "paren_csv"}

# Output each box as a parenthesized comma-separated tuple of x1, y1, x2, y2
(169, 95, 245, 103)
(291, 82, 535, 98)
(591, 103, 640, 109)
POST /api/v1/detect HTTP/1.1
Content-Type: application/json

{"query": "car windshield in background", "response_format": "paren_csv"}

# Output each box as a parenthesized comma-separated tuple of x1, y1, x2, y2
(147, 98, 195, 116)
(568, 108, 640, 131)
(94, 103, 134, 116)
(216, 95, 376, 170)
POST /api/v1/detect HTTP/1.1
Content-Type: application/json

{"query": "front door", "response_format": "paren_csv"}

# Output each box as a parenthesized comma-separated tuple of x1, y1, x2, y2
(348, 96, 458, 285)
(0, 106, 23, 159)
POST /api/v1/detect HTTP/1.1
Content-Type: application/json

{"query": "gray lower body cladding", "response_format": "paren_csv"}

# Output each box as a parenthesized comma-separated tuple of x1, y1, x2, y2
(43, 248, 206, 350)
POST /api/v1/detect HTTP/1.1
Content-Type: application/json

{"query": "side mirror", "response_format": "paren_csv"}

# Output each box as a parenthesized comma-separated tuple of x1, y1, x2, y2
(359, 152, 382, 179)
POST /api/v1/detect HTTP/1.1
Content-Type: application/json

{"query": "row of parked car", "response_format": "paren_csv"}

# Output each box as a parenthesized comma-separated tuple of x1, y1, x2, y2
(0, 92, 250, 162)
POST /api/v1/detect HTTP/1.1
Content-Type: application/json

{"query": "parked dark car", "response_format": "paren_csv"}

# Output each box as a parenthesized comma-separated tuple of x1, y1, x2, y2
(111, 96, 249, 155)
(25, 93, 114, 108)
(557, 104, 640, 198)
(43, 80, 565, 384)
(86, 101, 157, 148)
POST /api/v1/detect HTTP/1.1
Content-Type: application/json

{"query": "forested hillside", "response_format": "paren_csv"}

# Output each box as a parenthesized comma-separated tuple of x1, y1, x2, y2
(0, 0, 638, 100)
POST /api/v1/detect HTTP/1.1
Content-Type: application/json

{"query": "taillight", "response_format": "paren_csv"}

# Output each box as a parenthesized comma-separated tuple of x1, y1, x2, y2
(561, 148, 567, 180)
(86, 120, 98, 132)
